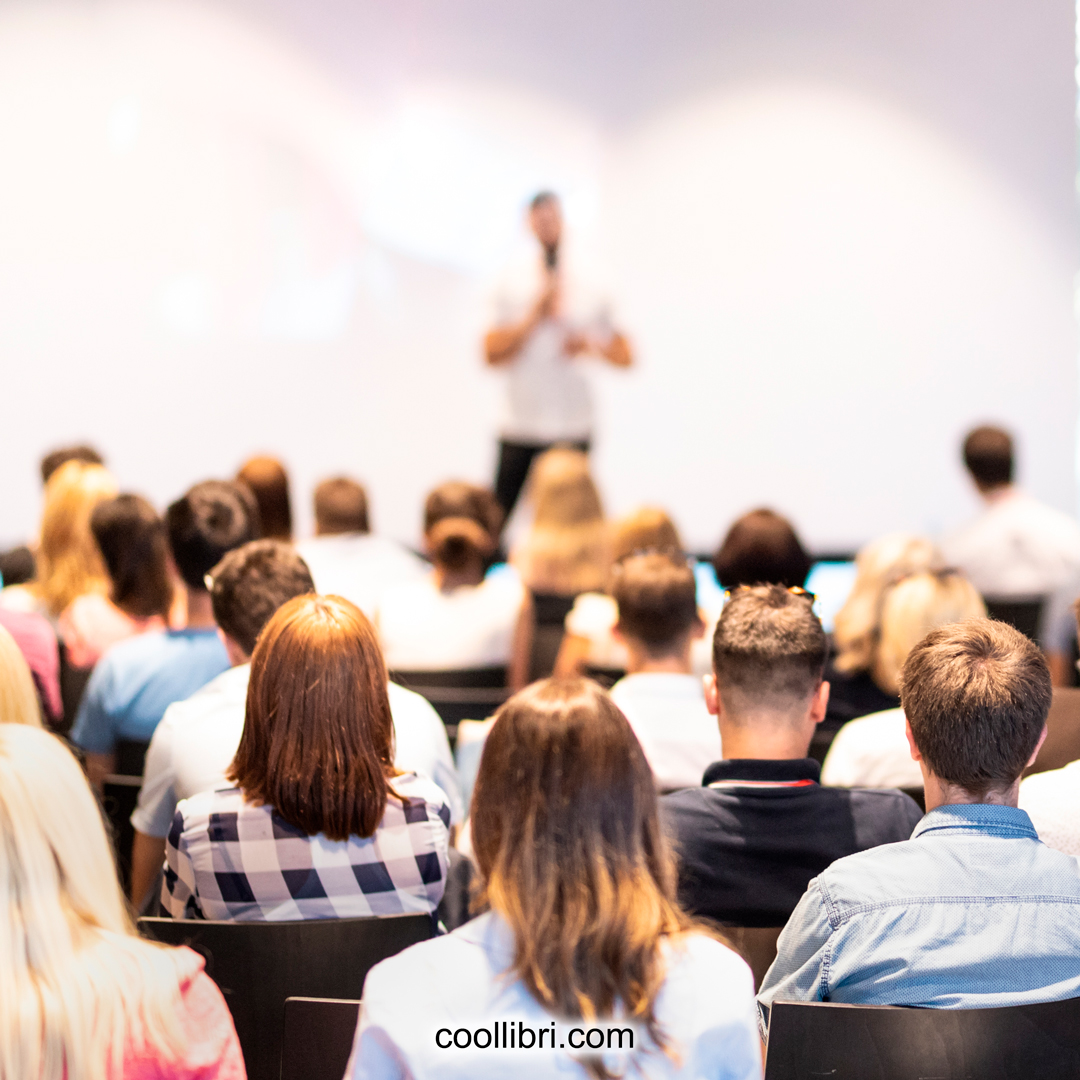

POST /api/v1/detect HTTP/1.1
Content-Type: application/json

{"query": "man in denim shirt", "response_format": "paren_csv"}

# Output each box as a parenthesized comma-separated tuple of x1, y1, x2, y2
(758, 619, 1080, 1039)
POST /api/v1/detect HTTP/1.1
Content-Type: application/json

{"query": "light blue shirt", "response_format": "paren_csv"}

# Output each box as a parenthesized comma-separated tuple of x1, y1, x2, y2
(757, 804, 1080, 1038)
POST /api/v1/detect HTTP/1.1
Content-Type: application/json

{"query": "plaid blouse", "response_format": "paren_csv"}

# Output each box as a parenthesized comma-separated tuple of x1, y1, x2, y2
(162, 773, 450, 921)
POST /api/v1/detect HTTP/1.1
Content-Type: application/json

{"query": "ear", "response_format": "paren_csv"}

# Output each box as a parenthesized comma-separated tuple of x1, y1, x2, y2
(1027, 724, 1048, 768)
(612, 620, 626, 645)
(704, 673, 720, 717)
(808, 681, 830, 727)
(904, 716, 923, 763)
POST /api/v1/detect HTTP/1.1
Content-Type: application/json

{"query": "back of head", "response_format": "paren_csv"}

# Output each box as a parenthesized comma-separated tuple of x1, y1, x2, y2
(208, 540, 314, 656)
(37, 460, 119, 616)
(472, 679, 686, 1042)
(900, 619, 1051, 796)
(314, 477, 370, 536)
(713, 508, 811, 590)
(962, 425, 1013, 491)
(423, 481, 502, 573)
(875, 570, 986, 695)
(166, 480, 258, 591)
(236, 455, 292, 540)
(90, 494, 173, 621)
(612, 552, 698, 657)
(230, 594, 395, 841)
(39, 443, 104, 485)
(713, 585, 827, 714)
(0, 625, 43, 727)
(610, 507, 682, 564)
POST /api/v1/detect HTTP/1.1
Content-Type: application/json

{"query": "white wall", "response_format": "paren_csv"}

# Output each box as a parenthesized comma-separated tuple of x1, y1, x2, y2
(0, 0, 1075, 553)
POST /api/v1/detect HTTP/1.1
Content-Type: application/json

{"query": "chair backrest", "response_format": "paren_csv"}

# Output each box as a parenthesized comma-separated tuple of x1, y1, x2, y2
(723, 927, 783, 992)
(101, 769, 143, 895)
(763, 996, 1080, 1079)
(281, 998, 361, 1080)
(583, 664, 625, 689)
(983, 596, 1044, 643)
(1027, 686, 1080, 777)
(138, 912, 433, 1080)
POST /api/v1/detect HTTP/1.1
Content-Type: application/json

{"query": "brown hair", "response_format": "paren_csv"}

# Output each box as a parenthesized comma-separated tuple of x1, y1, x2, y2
(208, 541, 315, 656)
(472, 679, 695, 1072)
(90, 494, 173, 620)
(610, 507, 682, 565)
(237, 455, 292, 541)
(900, 619, 1051, 796)
(962, 425, 1013, 490)
(713, 584, 827, 705)
(314, 477, 370, 535)
(39, 444, 104, 485)
(713, 508, 811, 590)
(166, 480, 259, 590)
(424, 481, 502, 572)
(228, 594, 398, 841)
(612, 553, 698, 655)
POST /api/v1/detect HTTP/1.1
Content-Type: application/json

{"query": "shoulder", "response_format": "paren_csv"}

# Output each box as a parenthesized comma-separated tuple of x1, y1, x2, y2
(389, 773, 451, 818)
(175, 787, 243, 829)
(387, 681, 442, 726)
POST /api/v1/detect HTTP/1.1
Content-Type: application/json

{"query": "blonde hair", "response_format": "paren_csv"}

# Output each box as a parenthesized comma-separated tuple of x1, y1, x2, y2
(833, 534, 941, 675)
(0, 626, 42, 727)
(33, 461, 118, 617)
(874, 571, 986, 695)
(0, 725, 190, 1080)
(513, 449, 608, 595)
(610, 507, 682, 564)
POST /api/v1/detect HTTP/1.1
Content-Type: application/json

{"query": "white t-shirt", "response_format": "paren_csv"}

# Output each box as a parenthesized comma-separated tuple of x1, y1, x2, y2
(1019, 761, 1080, 856)
(820, 707, 923, 789)
(131, 666, 463, 836)
(490, 247, 613, 443)
(376, 572, 525, 672)
(295, 534, 427, 618)
(609, 672, 721, 792)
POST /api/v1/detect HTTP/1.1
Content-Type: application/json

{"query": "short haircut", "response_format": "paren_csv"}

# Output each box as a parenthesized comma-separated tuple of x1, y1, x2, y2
(165, 481, 258, 591)
(40, 444, 103, 485)
(612, 553, 698, 655)
(900, 619, 1051, 796)
(610, 507, 682, 564)
(314, 477, 369, 535)
(714, 508, 811, 590)
(236, 456, 292, 541)
(424, 481, 502, 571)
(530, 190, 558, 211)
(962, 426, 1013, 489)
(713, 584, 827, 705)
(208, 540, 315, 656)
(90, 494, 173, 620)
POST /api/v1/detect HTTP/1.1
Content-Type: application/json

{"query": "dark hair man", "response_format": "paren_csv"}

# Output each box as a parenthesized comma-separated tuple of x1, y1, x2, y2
(661, 585, 922, 928)
(70, 480, 258, 791)
(757, 620, 1080, 1039)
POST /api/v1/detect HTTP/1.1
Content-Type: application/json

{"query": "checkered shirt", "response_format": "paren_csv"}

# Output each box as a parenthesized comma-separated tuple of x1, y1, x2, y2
(162, 772, 450, 921)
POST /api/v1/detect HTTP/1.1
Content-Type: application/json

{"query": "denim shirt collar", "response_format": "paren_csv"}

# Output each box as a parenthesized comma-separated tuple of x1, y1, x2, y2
(912, 802, 1038, 841)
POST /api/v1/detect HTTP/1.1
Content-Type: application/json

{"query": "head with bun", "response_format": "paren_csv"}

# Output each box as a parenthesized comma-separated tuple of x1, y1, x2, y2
(423, 481, 503, 589)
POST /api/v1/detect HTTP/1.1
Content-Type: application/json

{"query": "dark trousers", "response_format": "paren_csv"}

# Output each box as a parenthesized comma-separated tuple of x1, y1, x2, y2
(494, 438, 590, 522)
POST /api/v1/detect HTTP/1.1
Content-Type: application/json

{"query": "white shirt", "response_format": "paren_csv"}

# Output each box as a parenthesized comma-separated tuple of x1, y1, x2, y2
(820, 707, 923, 789)
(941, 488, 1080, 598)
(347, 910, 762, 1080)
(609, 673, 722, 792)
(132, 667, 463, 836)
(295, 534, 428, 618)
(1019, 761, 1080, 856)
(377, 572, 525, 671)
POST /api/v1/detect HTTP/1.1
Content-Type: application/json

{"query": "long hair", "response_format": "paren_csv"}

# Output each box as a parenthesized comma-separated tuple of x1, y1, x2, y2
(237, 455, 293, 541)
(513, 449, 608, 595)
(33, 461, 118, 616)
(228, 594, 399, 841)
(0, 725, 190, 1080)
(471, 679, 696, 1074)
(0, 626, 42, 727)
(90, 495, 173, 621)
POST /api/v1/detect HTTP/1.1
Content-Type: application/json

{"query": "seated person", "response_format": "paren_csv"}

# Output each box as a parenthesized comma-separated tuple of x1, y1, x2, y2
(70, 480, 257, 789)
(236, 453, 293, 541)
(347, 679, 762, 1080)
(608, 552, 720, 791)
(821, 569, 986, 789)
(377, 481, 530, 688)
(163, 594, 450, 921)
(0, 724, 243, 1077)
(662, 585, 922, 927)
(758, 620, 1080, 1033)
(131, 540, 462, 908)
(296, 476, 427, 616)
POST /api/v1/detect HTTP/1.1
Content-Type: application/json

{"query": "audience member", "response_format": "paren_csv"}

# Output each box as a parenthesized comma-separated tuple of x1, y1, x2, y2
(758, 620, 1080, 1032)
(164, 595, 450, 921)
(713, 508, 811, 590)
(348, 679, 761, 1080)
(377, 481, 530, 687)
(236, 453, 289, 540)
(40, 442, 105, 483)
(70, 480, 257, 789)
(296, 476, 426, 616)
(58, 494, 174, 669)
(0, 608, 61, 723)
(662, 585, 921, 928)
(821, 570, 986, 789)
(608, 552, 720, 791)
(0, 724, 244, 1078)
(0, 624, 44, 726)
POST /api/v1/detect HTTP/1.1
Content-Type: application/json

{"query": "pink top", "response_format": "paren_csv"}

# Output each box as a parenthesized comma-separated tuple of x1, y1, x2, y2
(0, 607, 61, 721)
(58, 593, 165, 670)
(118, 947, 246, 1080)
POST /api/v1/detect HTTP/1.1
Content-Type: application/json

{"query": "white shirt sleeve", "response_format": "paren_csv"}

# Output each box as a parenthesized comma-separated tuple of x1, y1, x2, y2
(131, 708, 180, 838)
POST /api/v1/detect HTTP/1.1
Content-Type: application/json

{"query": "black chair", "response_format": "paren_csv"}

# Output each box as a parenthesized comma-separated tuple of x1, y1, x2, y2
(984, 596, 1044, 643)
(391, 668, 510, 741)
(99, 739, 149, 894)
(530, 592, 576, 681)
(138, 912, 434, 1080)
(763, 996, 1080, 1079)
(281, 997, 362, 1080)
(898, 786, 926, 812)
(583, 663, 626, 689)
